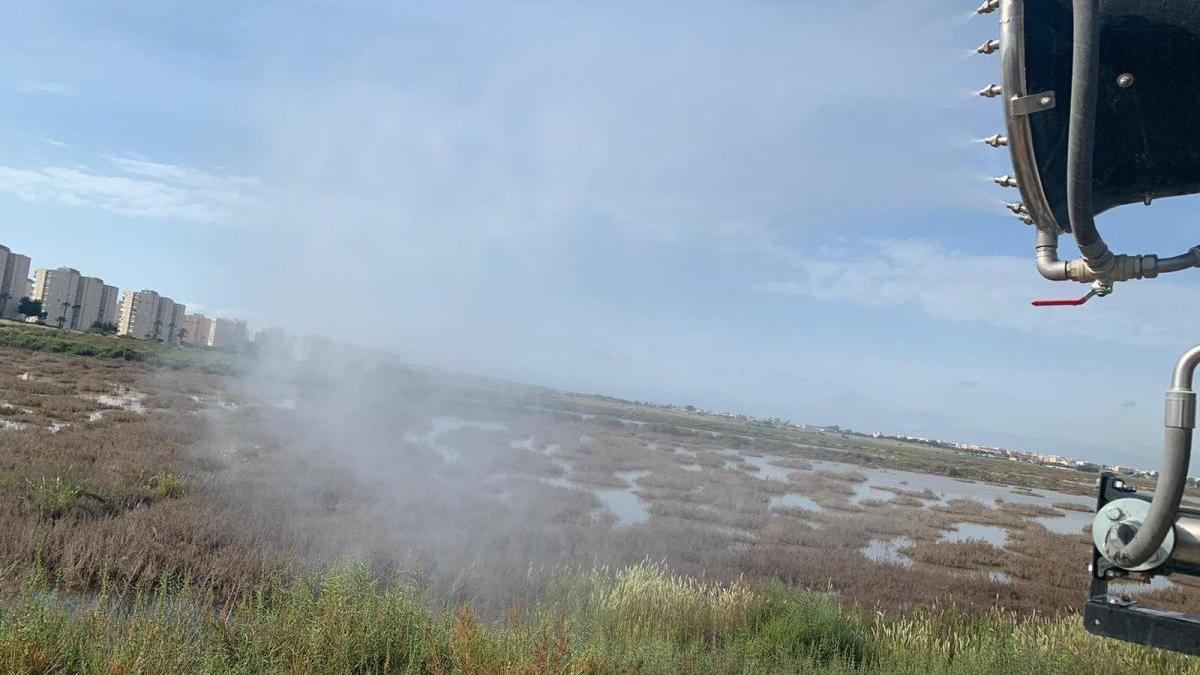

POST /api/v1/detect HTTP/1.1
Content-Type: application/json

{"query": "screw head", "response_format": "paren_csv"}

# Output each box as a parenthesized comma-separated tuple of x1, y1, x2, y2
(1117, 73, 1135, 88)
(1106, 507, 1124, 521)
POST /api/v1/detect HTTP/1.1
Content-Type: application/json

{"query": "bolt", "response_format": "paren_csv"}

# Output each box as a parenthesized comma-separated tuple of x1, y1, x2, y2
(1117, 73, 1135, 88)
(1106, 507, 1124, 521)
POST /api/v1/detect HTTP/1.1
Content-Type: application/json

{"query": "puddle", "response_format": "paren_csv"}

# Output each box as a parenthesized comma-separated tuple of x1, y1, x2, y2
(674, 446, 697, 457)
(594, 488, 650, 526)
(95, 389, 146, 414)
(770, 493, 823, 512)
(88, 411, 104, 423)
(982, 570, 1013, 583)
(1109, 576, 1175, 596)
(48, 422, 68, 434)
(862, 537, 913, 566)
(682, 463, 702, 472)
(852, 484, 896, 504)
(802, 459, 1093, 512)
(1, 420, 27, 431)
(579, 435, 594, 444)
(646, 442, 658, 451)
(722, 460, 740, 471)
(939, 522, 1008, 547)
(739, 454, 794, 482)
(1032, 509, 1094, 535)
(408, 417, 509, 463)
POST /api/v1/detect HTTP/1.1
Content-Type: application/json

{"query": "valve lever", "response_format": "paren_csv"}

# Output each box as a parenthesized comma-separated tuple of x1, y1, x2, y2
(1031, 293, 1095, 307)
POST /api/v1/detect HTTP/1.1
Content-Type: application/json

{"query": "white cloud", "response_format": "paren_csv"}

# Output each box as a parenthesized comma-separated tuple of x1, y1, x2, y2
(756, 238, 1200, 349)
(0, 156, 260, 227)
(42, 138, 71, 149)
(11, 79, 71, 96)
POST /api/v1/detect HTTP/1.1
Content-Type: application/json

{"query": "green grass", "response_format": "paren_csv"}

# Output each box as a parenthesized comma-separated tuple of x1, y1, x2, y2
(0, 323, 243, 375)
(0, 561, 1194, 674)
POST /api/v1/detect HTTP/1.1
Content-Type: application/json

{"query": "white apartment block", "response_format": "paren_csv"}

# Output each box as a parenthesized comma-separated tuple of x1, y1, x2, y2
(72, 276, 108, 330)
(154, 297, 176, 343)
(181, 313, 213, 347)
(117, 289, 160, 340)
(33, 267, 81, 330)
(97, 284, 120, 327)
(155, 299, 187, 345)
(0, 245, 31, 319)
(208, 317, 249, 349)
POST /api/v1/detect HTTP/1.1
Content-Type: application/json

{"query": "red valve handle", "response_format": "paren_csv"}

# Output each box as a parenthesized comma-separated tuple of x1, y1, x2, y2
(1031, 292, 1095, 307)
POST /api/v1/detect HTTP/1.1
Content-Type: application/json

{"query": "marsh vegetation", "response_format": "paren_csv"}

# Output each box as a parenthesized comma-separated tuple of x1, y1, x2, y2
(0, 329, 1196, 673)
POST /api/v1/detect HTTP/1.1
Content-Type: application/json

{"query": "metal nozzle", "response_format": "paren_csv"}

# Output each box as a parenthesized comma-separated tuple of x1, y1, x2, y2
(976, 39, 1000, 55)
(993, 175, 1018, 188)
(982, 134, 1008, 148)
(977, 0, 1000, 15)
(1005, 201, 1028, 215)
(978, 84, 1003, 98)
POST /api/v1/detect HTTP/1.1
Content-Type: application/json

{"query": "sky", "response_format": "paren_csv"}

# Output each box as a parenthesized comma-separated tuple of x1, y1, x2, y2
(3, 0, 1200, 466)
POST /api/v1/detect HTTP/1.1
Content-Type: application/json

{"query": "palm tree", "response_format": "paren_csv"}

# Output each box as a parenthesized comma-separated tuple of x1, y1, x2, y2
(151, 318, 163, 341)
(57, 301, 70, 330)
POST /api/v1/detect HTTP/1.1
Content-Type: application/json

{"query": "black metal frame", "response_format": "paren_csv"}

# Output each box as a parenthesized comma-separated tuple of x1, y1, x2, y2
(1084, 472, 1200, 655)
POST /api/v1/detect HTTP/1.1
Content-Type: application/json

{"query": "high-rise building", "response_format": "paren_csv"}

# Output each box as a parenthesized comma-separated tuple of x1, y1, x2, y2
(153, 297, 176, 342)
(97, 284, 120, 327)
(0, 245, 32, 320)
(72, 276, 109, 330)
(117, 289, 160, 340)
(162, 301, 186, 346)
(208, 317, 249, 350)
(32, 267, 82, 330)
(181, 313, 213, 347)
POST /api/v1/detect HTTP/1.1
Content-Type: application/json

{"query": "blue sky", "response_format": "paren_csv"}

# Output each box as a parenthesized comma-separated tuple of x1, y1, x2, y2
(3, 1, 1200, 466)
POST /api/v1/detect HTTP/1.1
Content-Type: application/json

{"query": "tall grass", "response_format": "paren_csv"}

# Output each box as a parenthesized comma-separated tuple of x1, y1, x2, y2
(1, 560, 1195, 674)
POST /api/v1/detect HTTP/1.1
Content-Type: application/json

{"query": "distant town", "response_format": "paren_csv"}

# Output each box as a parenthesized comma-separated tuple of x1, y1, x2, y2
(0, 241, 298, 357)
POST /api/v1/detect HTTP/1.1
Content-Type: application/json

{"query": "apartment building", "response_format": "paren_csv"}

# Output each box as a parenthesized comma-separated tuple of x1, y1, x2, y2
(153, 297, 176, 342)
(71, 276, 109, 330)
(33, 267, 81, 329)
(0, 245, 31, 320)
(208, 317, 249, 349)
(181, 313, 213, 347)
(157, 300, 187, 345)
(116, 289, 160, 340)
(97, 284, 120, 327)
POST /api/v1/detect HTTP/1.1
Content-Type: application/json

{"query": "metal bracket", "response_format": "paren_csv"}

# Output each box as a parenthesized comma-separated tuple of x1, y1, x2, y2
(1011, 91, 1056, 116)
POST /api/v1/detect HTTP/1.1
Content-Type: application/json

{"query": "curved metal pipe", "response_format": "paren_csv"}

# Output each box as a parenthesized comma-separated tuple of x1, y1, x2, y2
(1111, 346, 1200, 568)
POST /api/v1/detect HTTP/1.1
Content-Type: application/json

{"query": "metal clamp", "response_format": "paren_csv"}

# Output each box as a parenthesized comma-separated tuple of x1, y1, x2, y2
(1011, 91, 1056, 116)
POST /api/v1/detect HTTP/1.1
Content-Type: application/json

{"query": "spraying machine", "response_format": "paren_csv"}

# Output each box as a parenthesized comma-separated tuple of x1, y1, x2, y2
(976, 0, 1200, 655)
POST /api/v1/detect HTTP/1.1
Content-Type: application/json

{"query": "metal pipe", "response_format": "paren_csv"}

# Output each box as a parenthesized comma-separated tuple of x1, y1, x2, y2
(1111, 346, 1200, 568)
(1035, 226, 1069, 281)
(1067, 0, 1116, 278)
